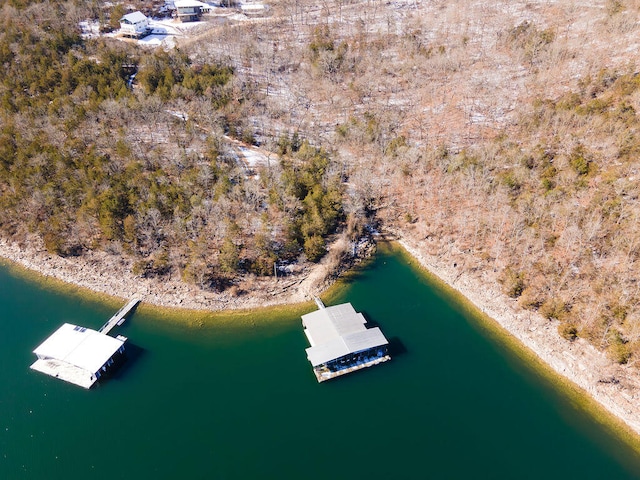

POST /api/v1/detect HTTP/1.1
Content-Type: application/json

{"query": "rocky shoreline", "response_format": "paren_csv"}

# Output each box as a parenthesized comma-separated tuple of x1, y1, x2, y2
(2, 232, 640, 440)
(395, 232, 640, 438)
(0, 233, 370, 312)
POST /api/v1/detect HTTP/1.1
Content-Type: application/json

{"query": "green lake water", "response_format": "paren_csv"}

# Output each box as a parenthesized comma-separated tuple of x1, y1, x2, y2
(2, 244, 640, 479)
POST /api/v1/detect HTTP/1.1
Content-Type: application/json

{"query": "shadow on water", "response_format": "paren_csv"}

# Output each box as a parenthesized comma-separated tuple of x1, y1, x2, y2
(361, 311, 379, 327)
(99, 342, 145, 385)
(360, 311, 406, 356)
(388, 336, 408, 357)
(124, 301, 140, 319)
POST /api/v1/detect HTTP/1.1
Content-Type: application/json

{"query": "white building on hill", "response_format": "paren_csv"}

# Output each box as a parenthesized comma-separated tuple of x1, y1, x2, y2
(174, 0, 212, 22)
(119, 11, 151, 37)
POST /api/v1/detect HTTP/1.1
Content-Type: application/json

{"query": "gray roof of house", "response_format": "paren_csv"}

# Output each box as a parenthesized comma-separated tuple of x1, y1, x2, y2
(302, 303, 389, 366)
(302, 303, 365, 345)
(120, 11, 148, 24)
(305, 327, 389, 367)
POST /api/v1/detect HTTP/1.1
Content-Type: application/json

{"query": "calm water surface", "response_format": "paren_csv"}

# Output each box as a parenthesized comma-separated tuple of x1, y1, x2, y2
(1, 245, 640, 479)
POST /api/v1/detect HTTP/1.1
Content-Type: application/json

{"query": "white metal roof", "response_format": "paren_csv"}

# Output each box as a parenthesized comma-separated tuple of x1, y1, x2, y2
(302, 303, 389, 366)
(33, 323, 124, 374)
(174, 0, 211, 7)
(120, 11, 148, 24)
(343, 328, 389, 353)
(306, 328, 389, 367)
(302, 303, 368, 346)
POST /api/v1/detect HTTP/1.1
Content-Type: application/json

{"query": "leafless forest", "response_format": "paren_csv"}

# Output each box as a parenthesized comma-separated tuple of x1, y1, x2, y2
(198, 0, 640, 364)
(3, 0, 640, 365)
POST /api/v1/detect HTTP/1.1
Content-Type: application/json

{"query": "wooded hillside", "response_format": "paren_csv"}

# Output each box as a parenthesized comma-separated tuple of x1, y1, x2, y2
(194, 0, 640, 365)
(0, 0, 351, 292)
(3, 0, 640, 366)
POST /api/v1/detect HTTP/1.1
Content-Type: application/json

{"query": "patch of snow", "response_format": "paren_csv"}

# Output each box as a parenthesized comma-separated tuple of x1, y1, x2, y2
(240, 2, 268, 14)
(470, 113, 487, 124)
(147, 19, 186, 36)
(79, 20, 100, 39)
(228, 13, 250, 21)
(138, 35, 170, 47)
(166, 19, 208, 30)
(166, 110, 189, 121)
(163, 36, 177, 49)
(238, 146, 269, 168)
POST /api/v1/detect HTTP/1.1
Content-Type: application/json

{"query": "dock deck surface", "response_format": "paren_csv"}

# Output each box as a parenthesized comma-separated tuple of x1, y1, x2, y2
(31, 358, 97, 389)
(314, 355, 391, 383)
(99, 297, 140, 335)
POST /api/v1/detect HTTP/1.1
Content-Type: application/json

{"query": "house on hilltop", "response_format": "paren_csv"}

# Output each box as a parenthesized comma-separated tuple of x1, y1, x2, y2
(174, 0, 212, 22)
(119, 11, 151, 37)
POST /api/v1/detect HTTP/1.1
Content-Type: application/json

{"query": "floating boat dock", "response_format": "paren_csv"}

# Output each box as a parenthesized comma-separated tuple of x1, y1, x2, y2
(30, 297, 140, 389)
(302, 301, 391, 382)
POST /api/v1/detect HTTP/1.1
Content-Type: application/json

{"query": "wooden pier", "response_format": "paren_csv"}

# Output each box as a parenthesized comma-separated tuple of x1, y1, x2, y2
(99, 297, 141, 335)
(314, 296, 325, 310)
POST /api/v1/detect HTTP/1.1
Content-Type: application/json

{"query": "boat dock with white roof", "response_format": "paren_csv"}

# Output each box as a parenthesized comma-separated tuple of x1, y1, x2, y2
(30, 297, 140, 389)
(302, 301, 391, 382)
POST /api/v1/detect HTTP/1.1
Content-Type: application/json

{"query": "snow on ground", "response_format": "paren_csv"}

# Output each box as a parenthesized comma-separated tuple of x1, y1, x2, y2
(138, 34, 166, 47)
(79, 21, 101, 39)
(238, 146, 270, 168)
(228, 13, 250, 21)
(152, 18, 207, 32)
(240, 2, 268, 14)
(80, 3, 267, 48)
(166, 110, 189, 121)
(138, 17, 221, 47)
(148, 18, 206, 35)
(91, 18, 210, 48)
(221, 139, 273, 178)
